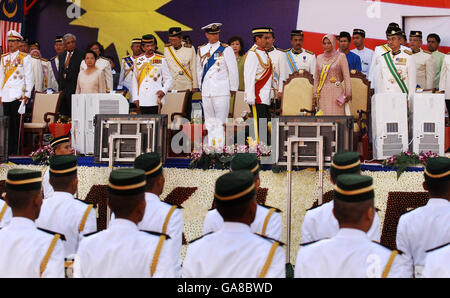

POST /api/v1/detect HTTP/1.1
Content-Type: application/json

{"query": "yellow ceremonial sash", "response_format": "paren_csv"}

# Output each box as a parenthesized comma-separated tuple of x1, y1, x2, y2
(167, 46, 193, 82)
(136, 62, 155, 93)
(316, 63, 331, 97)
(2, 52, 26, 88)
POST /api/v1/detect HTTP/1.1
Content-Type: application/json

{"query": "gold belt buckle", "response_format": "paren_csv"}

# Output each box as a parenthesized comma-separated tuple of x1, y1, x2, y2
(329, 77, 337, 83)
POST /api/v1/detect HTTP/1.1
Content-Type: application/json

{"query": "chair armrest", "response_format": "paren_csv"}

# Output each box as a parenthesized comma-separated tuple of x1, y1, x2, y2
(44, 112, 59, 123)
(300, 108, 315, 116)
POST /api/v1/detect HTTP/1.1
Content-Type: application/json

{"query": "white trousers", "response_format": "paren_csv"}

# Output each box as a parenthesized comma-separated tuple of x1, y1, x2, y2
(202, 95, 230, 147)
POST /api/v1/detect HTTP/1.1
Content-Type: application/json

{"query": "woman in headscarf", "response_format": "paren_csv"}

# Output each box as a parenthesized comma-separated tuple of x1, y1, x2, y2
(313, 34, 352, 116)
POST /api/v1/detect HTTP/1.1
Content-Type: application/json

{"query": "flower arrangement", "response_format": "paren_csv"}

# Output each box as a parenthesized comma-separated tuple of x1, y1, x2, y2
(56, 115, 71, 124)
(382, 150, 438, 180)
(49, 115, 72, 137)
(30, 144, 54, 165)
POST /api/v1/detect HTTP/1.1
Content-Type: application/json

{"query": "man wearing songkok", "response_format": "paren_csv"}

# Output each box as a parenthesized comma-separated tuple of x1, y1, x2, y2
(49, 35, 65, 84)
(295, 174, 408, 278)
(302, 152, 381, 243)
(183, 170, 285, 278)
(423, 242, 450, 278)
(409, 31, 435, 90)
(396, 156, 450, 278)
(117, 38, 142, 101)
(197, 23, 238, 147)
(36, 155, 96, 257)
(74, 168, 175, 278)
(203, 153, 282, 240)
(131, 34, 172, 115)
(351, 29, 374, 77)
(42, 134, 73, 200)
(0, 169, 64, 277)
(282, 30, 316, 79)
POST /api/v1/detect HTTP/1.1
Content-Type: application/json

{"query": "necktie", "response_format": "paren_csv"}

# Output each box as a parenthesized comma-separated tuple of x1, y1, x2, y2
(64, 51, 72, 69)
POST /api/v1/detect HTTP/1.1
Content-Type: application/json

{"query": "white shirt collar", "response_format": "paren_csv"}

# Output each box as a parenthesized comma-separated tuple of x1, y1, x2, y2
(109, 218, 138, 231)
(335, 228, 368, 239)
(9, 217, 35, 228)
(426, 198, 450, 207)
(145, 192, 160, 202)
(53, 191, 74, 200)
(221, 222, 251, 233)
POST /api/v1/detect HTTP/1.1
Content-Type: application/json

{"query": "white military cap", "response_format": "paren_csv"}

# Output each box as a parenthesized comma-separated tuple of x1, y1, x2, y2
(201, 23, 222, 34)
(7, 30, 23, 41)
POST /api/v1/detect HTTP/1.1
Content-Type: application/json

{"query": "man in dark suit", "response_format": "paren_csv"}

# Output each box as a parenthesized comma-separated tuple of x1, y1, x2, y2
(58, 33, 84, 117)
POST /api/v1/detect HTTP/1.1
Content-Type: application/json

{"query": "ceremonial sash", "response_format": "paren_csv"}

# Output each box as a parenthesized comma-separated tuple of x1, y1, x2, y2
(136, 62, 155, 92)
(383, 53, 408, 94)
(316, 64, 332, 97)
(255, 62, 273, 104)
(50, 59, 59, 81)
(123, 56, 134, 79)
(285, 51, 299, 73)
(2, 52, 26, 88)
(167, 46, 193, 82)
(201, 45, 225, 86)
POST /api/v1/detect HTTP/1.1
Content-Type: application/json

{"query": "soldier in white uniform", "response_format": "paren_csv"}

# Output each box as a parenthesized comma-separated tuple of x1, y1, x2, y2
(302, 152, 381, 244)
(0, 169, 64, 278)
(36, 155, 97, 257)
(197, 23, 239, 147)
(74, 168, 175, 278)
(0, 30, 34, 155)
(117, 38, 142, 101)
(80, 42, 113, 92)
(376, 26, 416, 100)
(131, 34, 173, 115)
(295, 174, 408, 278)
(0, 195, 12, 228)
(396, 156, 450, 278)
(266, 29, 288, 98)
(423, 243, 450, 278)
(351, 29, 374, 78)
(164, 27, 198, 91)
(438, 53, 450, 113)
(203, 153, 282, 241)
(409, 31, 435, 90)
(183, 170, 285, 278)
(20, 40, 44, 93)
(282, 30, 316, 79)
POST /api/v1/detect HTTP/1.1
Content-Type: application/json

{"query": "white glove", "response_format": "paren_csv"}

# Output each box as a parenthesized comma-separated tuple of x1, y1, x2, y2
(18, 100, 26, 115)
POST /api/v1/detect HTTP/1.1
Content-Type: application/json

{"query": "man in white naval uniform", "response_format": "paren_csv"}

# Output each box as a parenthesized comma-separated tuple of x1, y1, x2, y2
(19, 39, 43, 93)
(266, 29, 288, 98)
(80, 42, 113, 92)
(117, 38, 142, 101)
(423, 243, 450, 278)
(282, 30, 316, 79)
(409, 31, 435, 90)
(0, 30, 34, 155)
(0, 169, 64, 278)
(203, 153, 282, 241)
(183, 170, 285, 278)
(301, 152, 381, 244)
(295, 174, 408, 278)
(351, 29, 374, 78)
(396, 156, 450, 278)
(197, 23, 238, 147)
(74, 168, 175, 278)
(132, 34, 173, 115)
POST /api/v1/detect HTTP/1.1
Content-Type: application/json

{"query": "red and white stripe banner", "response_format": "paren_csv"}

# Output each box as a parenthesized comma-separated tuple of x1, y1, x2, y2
(0, 21, 22, 54)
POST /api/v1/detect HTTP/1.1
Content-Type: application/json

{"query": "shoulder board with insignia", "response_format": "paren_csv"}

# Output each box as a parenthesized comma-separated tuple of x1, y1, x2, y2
(221, 43, 228, 48)
(426, 242, 450, 253)
(277, 47, 289, 53)
(423, 50, 432, 55)
(37, 228, 66, 241)
(305, 49, 315, 55)
(188, 232, 214, 244)
(49, 56, 56, 61)
(74, 198, 93, 206)
(83, 230, 100, 237)
(139, 230, 171, 240)
(255, 233, 285, 246)
(1, 53, 8, 57)
(259, 204, 281, 213)
(164, 43, 171, 47)
(41, 58, 48, 62)
(183, 44, 192, 48)
(300, 238, 327, 246)
(249, 45, 257, 52)
(404, 50, 412, 55)
(161, 200, 183, 209)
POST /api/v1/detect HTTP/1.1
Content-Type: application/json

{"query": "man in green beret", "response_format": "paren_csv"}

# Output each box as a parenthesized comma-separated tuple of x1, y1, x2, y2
(203, 153, 282, 240)
(36, 155, 97, 258)
(0, 169, 64, 277)
(74, 168, 175, 277)
(183, 170, 285, 278)
(302, 151, 380, 244)
(397, 156, 450, 278)
(295, 174, 407, 277)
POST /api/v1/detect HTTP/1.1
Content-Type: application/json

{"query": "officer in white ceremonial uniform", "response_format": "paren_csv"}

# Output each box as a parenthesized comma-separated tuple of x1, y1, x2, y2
(183, 170, 285, 278)
(36, 155, 97, 257)
(266, 29, 288, 97)
(197, 23, 238, 147)
(423, 242, 450, 278)
(21, 41, 44, 93)
(203, 153, 282, 241)
(164, 27, 198, 91)
(0, 30, 34, 155)
(295, 174, 408, 278)
(302, 152, 381, 244)
(396, 156, 450, 278)
(351, 29, 374, 78)
(282, 30, 316, 79)
(0, 169, 64, 278)
(117, 38, 142, 101)
(376, 26, 416, 100)
(132, 34, 173, 115)
(74, 168, 175, 278)
(0, 196, 12, 228)
(409, 31, 435, 90)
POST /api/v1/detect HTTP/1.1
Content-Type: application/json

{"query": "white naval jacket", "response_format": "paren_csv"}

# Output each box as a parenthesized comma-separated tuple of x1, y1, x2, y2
(423, 242, 450, 278)
(74, 218, 175, 278)
(0, 199, 12, 228)
(164, 44, 198, 90)
(197, 41, 238, 97)
(412, 49, 435, 90)
(396, 198, 450, 278)
(282, 48, 316, 79)
(183, 222, 285, 278)
(301, 200, 381, 243)
(35, 191, 97, 257)
(0, 50, 34, 102)
(117, 55, 138, 95)
(203, 204, 282, 241)
(80, 57, 113, 92)
(439, 54, 450, 99)
(0, 217, 64, 278)
(244, 45, 274, 106)
(267, 47, 288, 93)
(295, 228, 409, 278)
(131, 53, 173, 106)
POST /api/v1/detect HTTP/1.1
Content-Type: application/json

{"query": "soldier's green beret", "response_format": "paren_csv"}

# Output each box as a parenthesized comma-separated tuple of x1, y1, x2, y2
(142, 34, 156, 44)
(215, 170, 256, 205)
(134, 152, 162, 178)
(49, 134, 70, 149)
(231, 153, 260, 176)
(168, 27, 182, 37)
(330, 152, 361, 184)
(108, 168, 146, 196)
(49, 155, 77, 177)
(334, 174, 374, 202)
(424, 156, 450, 182)
(6, 169, 42, 191)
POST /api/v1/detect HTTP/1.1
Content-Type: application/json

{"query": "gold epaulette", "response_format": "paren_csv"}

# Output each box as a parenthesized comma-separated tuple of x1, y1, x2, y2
(404, 50, 412, 55)
(305, 49, 315, 55)
(220, 42, 228, 48)
(40, 58, 48, 62)
(277, 47, 289, 53)
(423, 50, 432, 55)
(249, 45, 257, 52)
(164, 43, 171, 47)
